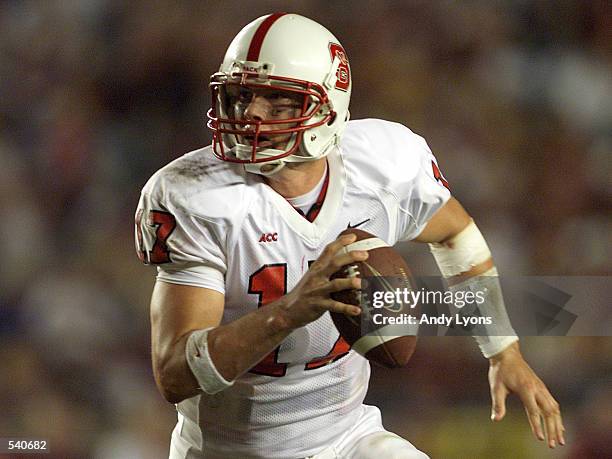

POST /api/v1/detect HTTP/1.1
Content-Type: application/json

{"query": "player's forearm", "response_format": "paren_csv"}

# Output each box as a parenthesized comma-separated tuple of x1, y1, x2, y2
(428, 220, 518, 357)
(155, 302, 294, 403)
(206, 300, 295, 381)
(153, 332, 203, 403)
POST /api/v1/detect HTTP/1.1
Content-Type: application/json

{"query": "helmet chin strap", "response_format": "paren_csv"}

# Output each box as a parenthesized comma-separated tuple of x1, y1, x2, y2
(237, 144, 290, 176)
(242, 142, 339, 176)
(236, 126, 341, 177)
(244, 160, 287, 176)
(237, 139, 301, 176)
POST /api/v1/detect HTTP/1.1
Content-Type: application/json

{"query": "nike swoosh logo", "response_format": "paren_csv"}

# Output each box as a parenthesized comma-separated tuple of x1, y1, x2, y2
(347, 218, 370, 229)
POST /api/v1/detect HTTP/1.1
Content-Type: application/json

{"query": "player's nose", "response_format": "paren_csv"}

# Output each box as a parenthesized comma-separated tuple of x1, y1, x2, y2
(244, 95, 271, 122)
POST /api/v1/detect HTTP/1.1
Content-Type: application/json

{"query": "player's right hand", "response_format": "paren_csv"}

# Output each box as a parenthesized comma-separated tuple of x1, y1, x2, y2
(278, 233, 368, 329)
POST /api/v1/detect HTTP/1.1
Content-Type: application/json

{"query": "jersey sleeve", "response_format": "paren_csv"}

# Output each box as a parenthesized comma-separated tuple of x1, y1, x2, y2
(394, 129, 452, 241)
(135, 188, 227, 294)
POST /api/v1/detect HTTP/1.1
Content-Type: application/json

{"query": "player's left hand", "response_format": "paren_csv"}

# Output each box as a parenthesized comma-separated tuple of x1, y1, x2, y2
(488, 341, 565, 448)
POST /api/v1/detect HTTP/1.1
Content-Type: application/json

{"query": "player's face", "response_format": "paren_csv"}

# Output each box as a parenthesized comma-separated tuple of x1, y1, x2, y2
(225, 85, 305, 148)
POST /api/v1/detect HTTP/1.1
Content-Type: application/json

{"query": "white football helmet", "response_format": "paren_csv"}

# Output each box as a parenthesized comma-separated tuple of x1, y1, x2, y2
(207, 13, 352, 175)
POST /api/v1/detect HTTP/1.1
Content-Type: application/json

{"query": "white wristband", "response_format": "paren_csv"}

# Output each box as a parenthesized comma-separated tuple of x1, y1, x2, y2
(185, 327, 234, 395)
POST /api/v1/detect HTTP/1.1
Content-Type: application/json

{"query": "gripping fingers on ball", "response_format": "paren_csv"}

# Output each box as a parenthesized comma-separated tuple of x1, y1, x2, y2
(315, 277, 361, 295)
(321, 298, 361, 316)
(322, 250, 369, 277)
(317, 234, 358, 265)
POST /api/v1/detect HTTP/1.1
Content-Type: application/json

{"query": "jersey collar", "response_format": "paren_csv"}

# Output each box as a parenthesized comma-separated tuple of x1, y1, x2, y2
(264, 149, 346, 244)
(287, 163, 329, 222)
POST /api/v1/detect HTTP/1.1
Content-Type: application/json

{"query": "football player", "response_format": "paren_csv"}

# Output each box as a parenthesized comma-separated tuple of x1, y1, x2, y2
(135, 13, 564, 458)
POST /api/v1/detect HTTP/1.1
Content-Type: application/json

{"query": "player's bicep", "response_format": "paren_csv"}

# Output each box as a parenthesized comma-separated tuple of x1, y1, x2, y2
(413, 197, 471, 243)
(151, 281, 225, 351)
(150, 281, 225, 400)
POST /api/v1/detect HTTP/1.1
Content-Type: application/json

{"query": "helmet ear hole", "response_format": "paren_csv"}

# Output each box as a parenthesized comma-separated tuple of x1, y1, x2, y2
(327, 112, 337, 126)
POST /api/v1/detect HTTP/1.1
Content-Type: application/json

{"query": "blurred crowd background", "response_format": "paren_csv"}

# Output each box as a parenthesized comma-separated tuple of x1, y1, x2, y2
(0, 1, 610, 458)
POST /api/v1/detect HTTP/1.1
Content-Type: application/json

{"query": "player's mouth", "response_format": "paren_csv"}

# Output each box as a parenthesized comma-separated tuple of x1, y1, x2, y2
(242, 134, 280, 148)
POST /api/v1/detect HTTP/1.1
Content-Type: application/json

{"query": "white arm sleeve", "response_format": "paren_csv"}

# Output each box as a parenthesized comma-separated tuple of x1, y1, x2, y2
(157, 265, 225, 294)
(135, 190, 227, 294)
(395, 132, 451, 241)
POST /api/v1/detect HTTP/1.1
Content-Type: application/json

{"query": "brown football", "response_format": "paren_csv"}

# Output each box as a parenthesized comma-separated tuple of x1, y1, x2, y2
(330, 228, 418, 368)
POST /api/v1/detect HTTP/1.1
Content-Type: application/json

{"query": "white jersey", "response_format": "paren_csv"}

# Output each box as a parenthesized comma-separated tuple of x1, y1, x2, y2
(136, 119, 450, 458)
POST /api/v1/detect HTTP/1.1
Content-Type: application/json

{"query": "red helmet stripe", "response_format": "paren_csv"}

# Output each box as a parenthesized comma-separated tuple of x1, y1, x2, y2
(247, 12, 287, 61)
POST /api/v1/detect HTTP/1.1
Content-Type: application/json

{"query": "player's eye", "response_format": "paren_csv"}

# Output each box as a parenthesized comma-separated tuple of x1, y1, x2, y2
(238, 87, 253, 103)
(271, 104, 300, 117)
(266, 92, 284, 101)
